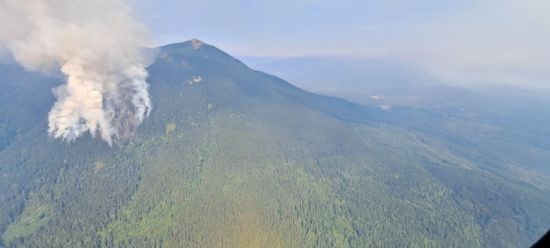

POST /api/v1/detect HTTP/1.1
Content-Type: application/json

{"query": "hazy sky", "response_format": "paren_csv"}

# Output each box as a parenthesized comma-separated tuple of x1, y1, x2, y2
(134, 1, 550, 88)
(133, 0, 467, 55)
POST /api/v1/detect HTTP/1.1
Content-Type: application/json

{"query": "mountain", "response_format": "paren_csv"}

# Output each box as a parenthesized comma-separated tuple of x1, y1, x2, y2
(0, 63, 57, 151)
(0, 40, 549, 247)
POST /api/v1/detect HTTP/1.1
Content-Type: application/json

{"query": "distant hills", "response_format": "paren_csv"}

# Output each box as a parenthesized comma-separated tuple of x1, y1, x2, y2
(0, 40, 548, 247)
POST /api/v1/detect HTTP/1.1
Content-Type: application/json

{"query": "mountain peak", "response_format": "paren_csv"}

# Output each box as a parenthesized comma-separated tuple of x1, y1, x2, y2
(155, 39, 253, 76)
(190, 39, 205, 49)
(149, 39, 373, 126)
(160, 39, 209, 50)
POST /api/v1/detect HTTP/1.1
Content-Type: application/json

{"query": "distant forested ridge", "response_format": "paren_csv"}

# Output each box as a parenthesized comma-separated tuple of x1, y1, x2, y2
(0, 40, 549, 247)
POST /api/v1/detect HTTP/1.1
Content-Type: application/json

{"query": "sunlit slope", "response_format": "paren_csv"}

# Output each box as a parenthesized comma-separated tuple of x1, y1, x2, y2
(0, 40, 548, 247)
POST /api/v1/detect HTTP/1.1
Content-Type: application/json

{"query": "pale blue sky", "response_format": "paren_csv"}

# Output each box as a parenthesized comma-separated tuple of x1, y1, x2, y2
(131, 0, 550, 88)
(132, 0, 469, 55)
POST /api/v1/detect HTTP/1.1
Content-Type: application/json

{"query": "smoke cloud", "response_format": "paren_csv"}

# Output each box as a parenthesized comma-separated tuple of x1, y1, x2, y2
(0, 0, 153, 146)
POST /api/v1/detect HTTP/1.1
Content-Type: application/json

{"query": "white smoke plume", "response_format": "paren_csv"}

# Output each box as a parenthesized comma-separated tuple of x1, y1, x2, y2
(0, 0, 153, 146)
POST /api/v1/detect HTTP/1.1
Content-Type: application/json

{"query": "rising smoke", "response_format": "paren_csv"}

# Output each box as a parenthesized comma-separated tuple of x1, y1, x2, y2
(0, 0, 153, 146)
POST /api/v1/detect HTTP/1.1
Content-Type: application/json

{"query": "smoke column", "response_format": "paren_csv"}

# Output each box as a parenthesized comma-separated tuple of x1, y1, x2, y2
(0, 0, 153, 146)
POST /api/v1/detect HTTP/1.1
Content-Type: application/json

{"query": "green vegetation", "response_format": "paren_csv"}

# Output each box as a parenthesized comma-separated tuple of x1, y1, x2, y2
(165, 122, 177, 135)
(0, 40, 549, 247)
(2, 200, 51, 244)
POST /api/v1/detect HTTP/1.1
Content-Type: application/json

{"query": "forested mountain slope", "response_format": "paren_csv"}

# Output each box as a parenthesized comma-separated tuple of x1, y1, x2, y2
(0, 40, 548, 247)
(0, 63, 57, 151)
